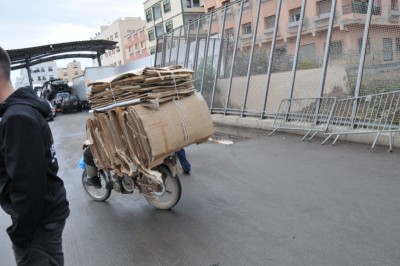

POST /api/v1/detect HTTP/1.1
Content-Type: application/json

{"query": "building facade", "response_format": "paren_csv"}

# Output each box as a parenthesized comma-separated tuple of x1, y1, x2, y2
(143, 0, 205, 54)
(203, 0, 400, 68)
(94, 17, 146, 67)
(125, 24, 150, 63)
(15, 61, 58, 88)
(57, 60, 83, 82)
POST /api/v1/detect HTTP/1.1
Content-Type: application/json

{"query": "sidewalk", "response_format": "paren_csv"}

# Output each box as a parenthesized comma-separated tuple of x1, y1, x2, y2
(212, 114, 400, 150)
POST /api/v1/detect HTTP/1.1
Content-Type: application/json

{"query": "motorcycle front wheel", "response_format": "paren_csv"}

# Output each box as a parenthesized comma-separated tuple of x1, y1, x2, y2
(145, 165, 182, 210)
(82, 170, 112, 201)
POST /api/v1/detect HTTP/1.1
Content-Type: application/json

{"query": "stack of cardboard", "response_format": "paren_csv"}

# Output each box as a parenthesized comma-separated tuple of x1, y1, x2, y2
(88, 65, 196, 110)
(86, 66, 214, 176)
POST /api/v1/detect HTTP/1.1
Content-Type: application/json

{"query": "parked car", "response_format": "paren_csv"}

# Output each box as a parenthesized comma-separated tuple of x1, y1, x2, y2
(47, 100, 56, 121)
(61, 95, 82, 113)
(52, 92, 70, 112)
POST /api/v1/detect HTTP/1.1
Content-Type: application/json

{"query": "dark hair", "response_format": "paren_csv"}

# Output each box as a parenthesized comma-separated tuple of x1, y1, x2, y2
(0, 46, 11, 81)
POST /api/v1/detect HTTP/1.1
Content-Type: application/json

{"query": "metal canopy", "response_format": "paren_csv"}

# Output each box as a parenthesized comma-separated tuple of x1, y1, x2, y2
(7, 39, 118, 70)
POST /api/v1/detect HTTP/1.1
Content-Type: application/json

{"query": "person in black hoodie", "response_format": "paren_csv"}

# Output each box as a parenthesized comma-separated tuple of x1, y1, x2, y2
(0, 47, 70, 265)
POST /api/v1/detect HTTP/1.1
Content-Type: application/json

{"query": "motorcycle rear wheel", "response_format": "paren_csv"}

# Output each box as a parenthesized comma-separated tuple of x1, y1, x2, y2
(145, 165, 182, 210)
(82, 170, 112, 201)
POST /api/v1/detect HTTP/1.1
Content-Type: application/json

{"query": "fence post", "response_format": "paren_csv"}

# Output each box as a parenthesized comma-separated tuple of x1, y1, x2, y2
(200, 12, 214, 93)
(168, 30, 175, 66)
(224, 0, 245, 115)
(315, 0, 337, 123)
(261, 0, 283, 119)
(175, 26, 183, 65)
(193, 17, 202, 74)
(211, 4, 228, 110)
(184, 25, 191, 68)
(241, 0, 262, 117)
(287, 0, 307, 101)
(351, 0, 374, 127)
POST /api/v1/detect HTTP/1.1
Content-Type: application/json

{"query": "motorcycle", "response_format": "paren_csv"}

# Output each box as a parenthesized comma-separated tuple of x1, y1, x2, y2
(78, 151, 182, 210)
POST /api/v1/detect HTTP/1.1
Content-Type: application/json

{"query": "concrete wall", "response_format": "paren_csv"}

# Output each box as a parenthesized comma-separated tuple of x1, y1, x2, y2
(214, 66, 349, 113)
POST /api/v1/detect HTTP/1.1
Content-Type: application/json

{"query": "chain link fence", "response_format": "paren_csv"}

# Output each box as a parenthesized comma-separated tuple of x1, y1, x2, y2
(154, 0, 400, 118)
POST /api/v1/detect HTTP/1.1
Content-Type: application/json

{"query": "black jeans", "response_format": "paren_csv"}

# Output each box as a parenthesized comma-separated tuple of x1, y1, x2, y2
(12, 220, 66, 266)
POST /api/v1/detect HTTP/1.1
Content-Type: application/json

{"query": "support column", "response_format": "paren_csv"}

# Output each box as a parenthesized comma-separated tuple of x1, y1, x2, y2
(97, 52, 102, 66)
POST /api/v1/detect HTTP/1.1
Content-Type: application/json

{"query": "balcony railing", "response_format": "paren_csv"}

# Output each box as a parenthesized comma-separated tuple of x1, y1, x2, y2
(342, 2, 381, 15)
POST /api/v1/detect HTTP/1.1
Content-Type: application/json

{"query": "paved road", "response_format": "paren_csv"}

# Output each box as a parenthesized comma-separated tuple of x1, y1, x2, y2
(1, 111, 400, 266)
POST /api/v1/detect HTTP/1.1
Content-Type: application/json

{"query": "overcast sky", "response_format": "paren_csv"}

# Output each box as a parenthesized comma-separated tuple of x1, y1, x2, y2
(0, 0, 145, 84)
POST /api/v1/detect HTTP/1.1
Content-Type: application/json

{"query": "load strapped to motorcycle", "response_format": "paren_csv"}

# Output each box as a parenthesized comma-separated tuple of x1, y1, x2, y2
(81, 65, 214, 209)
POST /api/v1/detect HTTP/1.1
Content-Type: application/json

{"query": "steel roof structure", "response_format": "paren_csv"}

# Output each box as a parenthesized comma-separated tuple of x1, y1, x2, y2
(7, 39, 118, 71)
(6, 39, 118, 87)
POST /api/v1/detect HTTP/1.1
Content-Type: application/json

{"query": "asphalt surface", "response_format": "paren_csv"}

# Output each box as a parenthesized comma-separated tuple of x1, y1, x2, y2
(1, 111, 400, 266)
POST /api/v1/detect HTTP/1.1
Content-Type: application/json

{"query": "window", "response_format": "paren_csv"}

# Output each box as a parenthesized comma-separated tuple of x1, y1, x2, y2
(392, 0, 399, 10)
(63, 72, 68, 77)
(242, 23, 252, 35)
(38, 76, 41, 81)
(150, 47, 156, 55)
(146, 9, 153, 22)
(358, 37, 371, 54)
(264, 15, 276, 29)
(41, 67, 45, 72)
(110, 35, 113, 40)
(289, 7, 301, 22)
(225, 27, 234, 38)
(43, 76, 47, 80)
(134, 44, 139, 51)
(317, 0, 332, 15)
(163, 0, 171, 13)
(115, 32, 118, 38)
(73, 64, 77, 68)
(155, 25, 164, 37)
(165, 20, 173, 32)
(186, 0, 200, 8)
(74, 71, 78, 76)
(153, 3, 162, 20)
(396, 37, 400, 51)
(148, 29, 155, 41)
(48, 66, 53, 71)
(353, 0, 380, 15)
(129, 46, 133, 54)
(329, 41, 343, 58)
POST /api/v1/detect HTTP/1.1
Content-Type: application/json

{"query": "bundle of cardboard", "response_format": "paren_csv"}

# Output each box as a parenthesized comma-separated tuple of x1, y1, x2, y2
(86, 65, 214, 176)
(88, 65, 197, 110)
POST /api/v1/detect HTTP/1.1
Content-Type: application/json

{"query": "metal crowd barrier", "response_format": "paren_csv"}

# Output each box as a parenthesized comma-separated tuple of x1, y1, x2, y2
(322, 90, 400, 151)
(268, 97, 336, 141)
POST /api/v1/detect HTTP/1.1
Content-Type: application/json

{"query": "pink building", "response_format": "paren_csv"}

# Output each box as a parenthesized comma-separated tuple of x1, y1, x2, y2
(125, 26, 150, 63)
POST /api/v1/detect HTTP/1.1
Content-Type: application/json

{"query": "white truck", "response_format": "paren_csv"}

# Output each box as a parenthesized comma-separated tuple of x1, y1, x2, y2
(72, 66, 116, 109)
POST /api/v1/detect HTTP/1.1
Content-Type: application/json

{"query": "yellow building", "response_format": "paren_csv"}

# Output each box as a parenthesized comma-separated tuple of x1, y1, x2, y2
(57, 60, 83, 82)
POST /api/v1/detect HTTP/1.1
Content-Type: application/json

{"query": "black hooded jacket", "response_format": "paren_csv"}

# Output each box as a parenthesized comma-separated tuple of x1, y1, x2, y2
(0, 86, 70, 247)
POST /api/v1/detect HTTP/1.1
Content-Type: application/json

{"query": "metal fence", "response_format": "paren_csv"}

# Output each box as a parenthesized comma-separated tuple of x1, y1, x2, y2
(322, 90, 400, 150)
(154, 0, 400, 119)
(268, 97, 336, 140)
